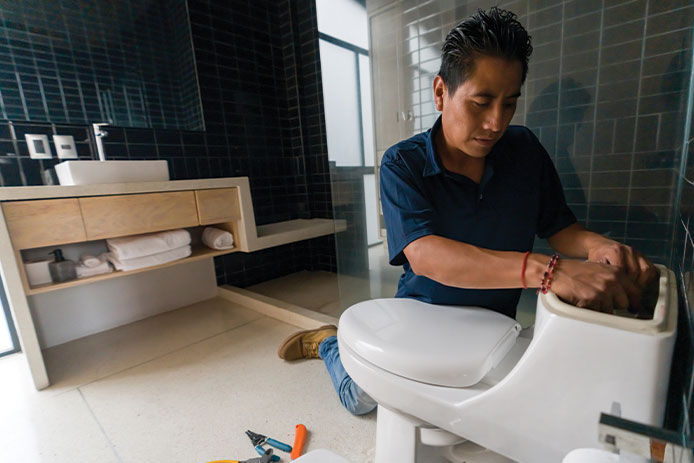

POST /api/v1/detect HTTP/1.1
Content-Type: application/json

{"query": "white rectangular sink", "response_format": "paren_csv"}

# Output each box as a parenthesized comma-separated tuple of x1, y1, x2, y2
(55, 160, 170, 185)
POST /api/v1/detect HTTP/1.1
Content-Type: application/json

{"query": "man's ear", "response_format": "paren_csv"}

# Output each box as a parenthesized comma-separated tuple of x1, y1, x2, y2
(433, 75, 446, 112)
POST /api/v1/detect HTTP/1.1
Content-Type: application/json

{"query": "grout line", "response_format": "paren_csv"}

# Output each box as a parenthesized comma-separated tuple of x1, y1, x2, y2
(586, 3, 606, 227)
(625, 0, 650, 240)
(554, 1, 566, 162)
(77, 387, 124, 463)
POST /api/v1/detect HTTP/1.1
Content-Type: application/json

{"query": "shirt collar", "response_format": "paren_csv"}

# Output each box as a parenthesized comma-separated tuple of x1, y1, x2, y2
(423, 115, 504, 179)
(423, 116, 444, 177)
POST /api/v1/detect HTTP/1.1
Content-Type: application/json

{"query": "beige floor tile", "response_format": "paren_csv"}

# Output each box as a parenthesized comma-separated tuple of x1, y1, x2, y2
(79, 316, 376, 463)
(247, 245, 402, 319)
(0, 354, 118, 463)
(248, 270, 340, 311)
(43, 297, 263, 394)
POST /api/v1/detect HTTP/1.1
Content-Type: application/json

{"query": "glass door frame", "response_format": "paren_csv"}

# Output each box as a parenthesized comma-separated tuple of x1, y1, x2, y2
(0, 280, 20, 358)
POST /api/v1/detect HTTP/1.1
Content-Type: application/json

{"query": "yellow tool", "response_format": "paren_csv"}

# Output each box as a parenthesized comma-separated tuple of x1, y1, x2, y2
(205, 448, 275, 463)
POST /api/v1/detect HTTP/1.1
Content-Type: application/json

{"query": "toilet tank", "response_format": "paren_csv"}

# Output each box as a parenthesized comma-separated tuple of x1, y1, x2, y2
(534, 263, 677, 427)
(535, 263, 675, 339)
(452, 264, 678, 463)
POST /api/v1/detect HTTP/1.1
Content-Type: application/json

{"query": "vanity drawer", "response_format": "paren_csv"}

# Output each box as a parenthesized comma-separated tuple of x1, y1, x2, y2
(195, 188, 240, 225)
(2, 198, 87, 249)
(79, 191, 199, 240)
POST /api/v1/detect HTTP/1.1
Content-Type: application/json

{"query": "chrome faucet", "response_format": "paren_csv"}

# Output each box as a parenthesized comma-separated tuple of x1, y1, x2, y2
(92, 123, 109, 161)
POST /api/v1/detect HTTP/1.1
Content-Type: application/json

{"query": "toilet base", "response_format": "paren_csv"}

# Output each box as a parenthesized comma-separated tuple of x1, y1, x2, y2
(444, 441, 516, 463)
(375, 405, 515, 463)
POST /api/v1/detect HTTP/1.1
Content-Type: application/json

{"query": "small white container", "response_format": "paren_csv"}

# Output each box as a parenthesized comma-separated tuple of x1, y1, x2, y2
(24, 258, 52, 286)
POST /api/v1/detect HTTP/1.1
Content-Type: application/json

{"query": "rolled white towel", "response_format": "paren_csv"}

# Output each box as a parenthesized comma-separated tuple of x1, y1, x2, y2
(76, 260, 113, 278)
(107, 229, 191, 260)
(107, 245, 192, 272)
(202, 227, 234, 250)
(80, 254, 102, 268)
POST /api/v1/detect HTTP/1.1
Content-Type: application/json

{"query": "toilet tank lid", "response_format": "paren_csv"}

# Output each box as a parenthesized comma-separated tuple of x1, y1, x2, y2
(338, 298, 521, 387)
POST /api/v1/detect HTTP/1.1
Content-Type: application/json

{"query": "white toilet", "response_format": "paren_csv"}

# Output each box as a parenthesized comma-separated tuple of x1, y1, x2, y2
(338, 264, 677, 463)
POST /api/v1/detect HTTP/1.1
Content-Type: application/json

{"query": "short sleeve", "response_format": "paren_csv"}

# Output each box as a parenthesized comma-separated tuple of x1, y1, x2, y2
(534, 134, 577, 238)
(380, 156, 436, 265)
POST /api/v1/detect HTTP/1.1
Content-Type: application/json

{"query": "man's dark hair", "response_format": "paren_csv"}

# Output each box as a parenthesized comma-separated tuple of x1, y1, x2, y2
(438, 7, 533, 94)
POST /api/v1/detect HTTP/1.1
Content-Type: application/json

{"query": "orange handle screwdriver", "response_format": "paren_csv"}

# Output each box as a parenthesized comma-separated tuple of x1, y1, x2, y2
(289, 424, 307, 460)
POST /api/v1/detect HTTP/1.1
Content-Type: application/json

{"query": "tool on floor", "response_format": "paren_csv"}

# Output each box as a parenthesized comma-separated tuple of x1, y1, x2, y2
(246, 429, 292, 460)
(206, 448, 276, 463)
(290, 424, 307, 460)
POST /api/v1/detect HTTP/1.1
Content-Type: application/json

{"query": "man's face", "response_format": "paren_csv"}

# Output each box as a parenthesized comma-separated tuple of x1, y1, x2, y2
(434, 56, 522, 159)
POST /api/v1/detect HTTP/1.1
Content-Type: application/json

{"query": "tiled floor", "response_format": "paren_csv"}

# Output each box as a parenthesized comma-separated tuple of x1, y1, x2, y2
(1, 260, 540, 463)
(0, 297, 376, 463)
(247, 244, 401, 319)
(248, 246, 536, 328)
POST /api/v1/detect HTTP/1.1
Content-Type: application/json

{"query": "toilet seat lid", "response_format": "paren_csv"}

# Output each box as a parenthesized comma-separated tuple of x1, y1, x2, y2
(338, 298, 521, 387)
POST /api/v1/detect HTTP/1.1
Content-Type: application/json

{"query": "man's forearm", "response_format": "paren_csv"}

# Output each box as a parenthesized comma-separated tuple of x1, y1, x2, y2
(404, 235, 548, 289)
(547, 223, 611, 258)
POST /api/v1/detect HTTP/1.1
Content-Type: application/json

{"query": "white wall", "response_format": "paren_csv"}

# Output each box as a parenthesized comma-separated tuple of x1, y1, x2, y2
(29, 259, 217, 348)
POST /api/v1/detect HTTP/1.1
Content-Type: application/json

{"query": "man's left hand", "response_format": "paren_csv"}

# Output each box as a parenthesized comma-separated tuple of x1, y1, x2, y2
(587, 238, 658, 287)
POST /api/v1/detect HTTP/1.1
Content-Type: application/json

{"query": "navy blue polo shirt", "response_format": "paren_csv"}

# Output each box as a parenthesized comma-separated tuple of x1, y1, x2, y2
(380, 116, 576, 318)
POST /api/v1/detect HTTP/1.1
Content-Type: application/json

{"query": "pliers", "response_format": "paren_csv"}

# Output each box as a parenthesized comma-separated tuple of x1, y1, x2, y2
(206, 447, 275, 463)
(246, 429, 292, 461)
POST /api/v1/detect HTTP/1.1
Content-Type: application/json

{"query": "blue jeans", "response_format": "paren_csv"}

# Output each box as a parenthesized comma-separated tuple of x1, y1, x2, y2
(318, 335, 377, 415)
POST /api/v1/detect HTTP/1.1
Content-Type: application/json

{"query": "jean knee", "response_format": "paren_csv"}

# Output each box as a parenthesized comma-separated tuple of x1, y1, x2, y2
(339, 380, 377, 416)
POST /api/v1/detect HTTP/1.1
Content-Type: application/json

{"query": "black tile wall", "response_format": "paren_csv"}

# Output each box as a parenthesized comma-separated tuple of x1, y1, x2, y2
(520, 1, 693, 264)
(0, 0, 337, 283)
(330, 165, 370, 278)
(403, 0, 694, 263)
(0, 0, 203, 130)
(402, 0, 692, 264)
(669, 174, 694, 443)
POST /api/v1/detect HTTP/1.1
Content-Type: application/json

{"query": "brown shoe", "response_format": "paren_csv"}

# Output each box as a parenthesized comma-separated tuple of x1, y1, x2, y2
(277, 324, 337, 360)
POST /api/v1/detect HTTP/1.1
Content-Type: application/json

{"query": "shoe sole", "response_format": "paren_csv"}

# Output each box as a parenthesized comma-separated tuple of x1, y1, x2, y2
(277, 324, 337, 360)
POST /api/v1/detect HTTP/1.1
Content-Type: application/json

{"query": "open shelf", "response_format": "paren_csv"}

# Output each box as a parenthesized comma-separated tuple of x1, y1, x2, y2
(25, 245, 238, 295)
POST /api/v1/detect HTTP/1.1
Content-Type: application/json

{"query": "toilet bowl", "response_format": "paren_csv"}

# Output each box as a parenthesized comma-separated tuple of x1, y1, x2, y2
(338, 264, 677, 463)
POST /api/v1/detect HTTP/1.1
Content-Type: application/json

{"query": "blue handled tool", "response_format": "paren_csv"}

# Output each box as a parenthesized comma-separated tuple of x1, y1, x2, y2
(246, 429, 293, 454)
(252, 445, 280, 462)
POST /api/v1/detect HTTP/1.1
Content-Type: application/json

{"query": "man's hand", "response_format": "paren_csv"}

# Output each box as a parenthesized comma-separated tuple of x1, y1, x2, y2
(586, 237, 657, 287)
(550, 259, 642, 313)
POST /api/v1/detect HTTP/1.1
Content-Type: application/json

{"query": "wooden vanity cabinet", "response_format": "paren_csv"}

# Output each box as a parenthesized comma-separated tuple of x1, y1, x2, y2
(2, 198, 87, 249)
(2, 188, 242, 251)
(195, 188, 240, 225)
(79, 191, 199, 240)
(0, 177, 340, 390)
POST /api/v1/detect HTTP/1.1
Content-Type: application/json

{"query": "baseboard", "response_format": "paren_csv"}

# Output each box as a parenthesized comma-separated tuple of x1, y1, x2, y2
(217, 285, 338, 329)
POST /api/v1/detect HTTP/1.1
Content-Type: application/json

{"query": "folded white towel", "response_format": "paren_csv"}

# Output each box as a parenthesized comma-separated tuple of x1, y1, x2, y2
(107, 245, 192, 272)
(107, 229, 191, 260)
(202, 227, 234, 250)
(76, 260, 113, 278)
(80, 254, 102, 268)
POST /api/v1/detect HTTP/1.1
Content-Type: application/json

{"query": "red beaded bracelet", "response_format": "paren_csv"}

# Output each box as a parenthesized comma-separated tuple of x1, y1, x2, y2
(521, 251, 530, 289)
(537, 254, 560, 295)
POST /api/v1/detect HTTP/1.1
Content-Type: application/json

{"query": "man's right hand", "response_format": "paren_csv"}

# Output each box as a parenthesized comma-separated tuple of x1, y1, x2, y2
(550, 259, 643, 314)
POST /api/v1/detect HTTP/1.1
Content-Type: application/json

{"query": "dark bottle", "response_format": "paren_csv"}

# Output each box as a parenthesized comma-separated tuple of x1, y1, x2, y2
(48, 249, 77, 283)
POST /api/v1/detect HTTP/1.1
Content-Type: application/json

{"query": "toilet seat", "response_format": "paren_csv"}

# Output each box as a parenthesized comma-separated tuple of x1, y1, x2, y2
(338, 298, 521, 387)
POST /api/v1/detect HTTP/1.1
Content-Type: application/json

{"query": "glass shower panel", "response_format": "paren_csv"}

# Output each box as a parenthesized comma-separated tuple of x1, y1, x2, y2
(316, 0, 369, 50)
(319, 40, 363, 167)
(0, 276, 18, 356)
(360, 55, 376, 167)
(0, 300, 12, 353)
(363, 174, 380, 246)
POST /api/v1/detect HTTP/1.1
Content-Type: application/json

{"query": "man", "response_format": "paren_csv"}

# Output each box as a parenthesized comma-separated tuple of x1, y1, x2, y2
(277, 7, 657, 416)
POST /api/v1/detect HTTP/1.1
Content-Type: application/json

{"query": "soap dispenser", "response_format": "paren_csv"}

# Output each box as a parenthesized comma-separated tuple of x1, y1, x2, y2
(49, 249, 77, 283)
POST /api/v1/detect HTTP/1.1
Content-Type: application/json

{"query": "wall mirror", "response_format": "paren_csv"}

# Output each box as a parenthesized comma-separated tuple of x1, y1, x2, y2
(0, 0, 204, 130)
